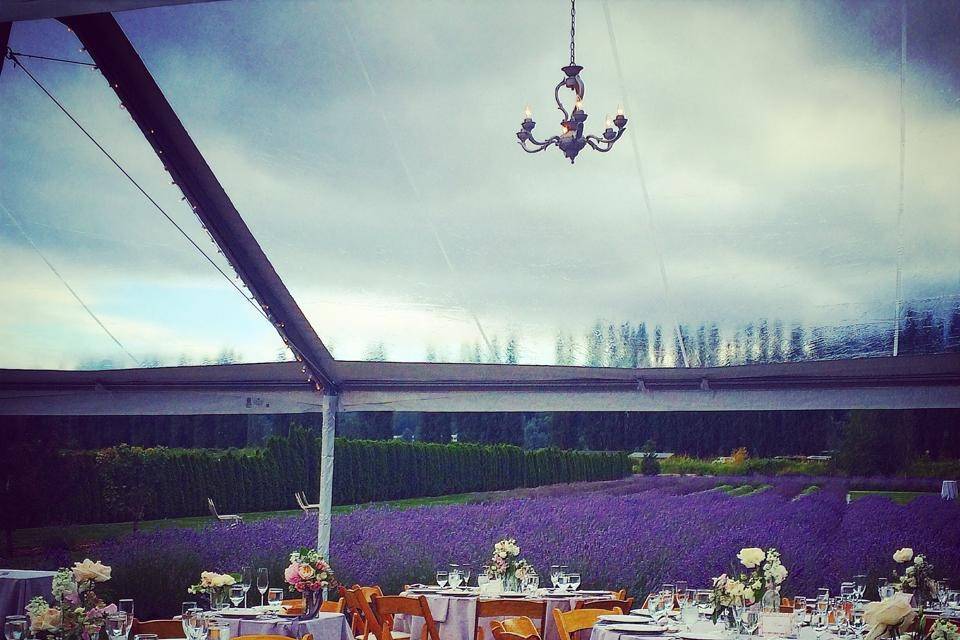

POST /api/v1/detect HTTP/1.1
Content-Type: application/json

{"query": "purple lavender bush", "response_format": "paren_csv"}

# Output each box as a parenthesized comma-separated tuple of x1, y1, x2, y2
(11, 475, 960, 618)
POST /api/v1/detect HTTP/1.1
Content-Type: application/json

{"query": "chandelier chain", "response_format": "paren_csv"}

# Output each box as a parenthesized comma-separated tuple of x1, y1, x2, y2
(570, 0, 576, 64)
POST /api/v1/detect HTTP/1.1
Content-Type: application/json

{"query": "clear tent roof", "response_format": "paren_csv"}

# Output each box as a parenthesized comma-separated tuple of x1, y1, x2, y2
(2, 0, 958, 371)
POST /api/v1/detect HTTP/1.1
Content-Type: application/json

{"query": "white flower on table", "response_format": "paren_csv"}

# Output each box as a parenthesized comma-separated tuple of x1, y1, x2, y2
(72, 559, 112, 583)
(737, 548, 766, 569)
(893, 548, 913, 563)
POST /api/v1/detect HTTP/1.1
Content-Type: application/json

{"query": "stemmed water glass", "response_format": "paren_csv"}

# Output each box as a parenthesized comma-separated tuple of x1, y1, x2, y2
(256, 568, 269, 607)
(436, 570, 449, 589)
(181, 602, 198, 639)
(742, 608, 761, 638)
(815, 594, 829, 639)
(267, 588, 283, 608)
(241, 567, 253, 608)
(229, 585, 245, 608)
(448, 565, 462, 590)
(936, 579, 950, 609)
(4, 616, 27, 640)
(647, 592, 663, 620)
(117, 600, 134, 638)
(853, 575, 867, 602)
(557, 573, 571, 592)
(461, 565, 472, 588)
(550, 566, 562, 589)
(567, 573, 581, 592)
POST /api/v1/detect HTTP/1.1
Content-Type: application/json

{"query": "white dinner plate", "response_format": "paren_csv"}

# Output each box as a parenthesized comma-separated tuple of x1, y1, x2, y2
(598, 615, 651, 624)
(440, 590, 474, 596)
(603, 624, 667, 634)
(629, 610, 655, 618)
(216, 608, 263, 618)
(675, 632, 724, 640)
(498, 591, 528, 598)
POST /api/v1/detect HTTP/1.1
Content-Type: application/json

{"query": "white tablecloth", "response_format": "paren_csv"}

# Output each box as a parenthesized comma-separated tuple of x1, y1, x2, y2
(942, 480, 958, 500)
(0, 570, 55, 626)
(213, 611, 352, 640)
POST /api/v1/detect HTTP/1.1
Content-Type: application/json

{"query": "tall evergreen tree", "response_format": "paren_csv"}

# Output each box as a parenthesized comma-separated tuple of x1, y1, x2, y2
(636, 323, 650, 368)
(707, 324, 721, 367)
(607, 324, 621, 367)
(758, 319, 770, 363)
(505, 336, 519, 364)
(947, 308, 960, 352)
(771, 321, 784, 362)
(788, 325, 805, 362)
(653, 325, 665, 366)
(744, 323, 756, 364)
(587, 321, 606, 367)
(696, 324, 707, 368)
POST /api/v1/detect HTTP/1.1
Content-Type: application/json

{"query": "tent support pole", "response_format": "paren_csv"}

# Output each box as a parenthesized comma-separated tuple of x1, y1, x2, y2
(317, 394, 337, 557)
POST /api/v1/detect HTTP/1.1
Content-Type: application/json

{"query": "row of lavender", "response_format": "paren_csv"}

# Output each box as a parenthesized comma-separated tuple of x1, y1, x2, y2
(30, 475, 960, 618)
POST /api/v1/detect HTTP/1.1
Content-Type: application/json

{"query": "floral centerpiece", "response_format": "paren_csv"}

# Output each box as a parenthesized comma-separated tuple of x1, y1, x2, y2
(188, 571, 237, 610)
(711, 547, 789, 623)
(891, 548, 935, 608)
(483, 538, 531, 592)
(25, 559, 115, 640)
(284, 548, 336, 615)
(929, 619, 959, 640)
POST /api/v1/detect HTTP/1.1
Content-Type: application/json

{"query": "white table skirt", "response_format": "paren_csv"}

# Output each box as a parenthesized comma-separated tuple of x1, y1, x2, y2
(214, 611, 352, 640)
(942, 480, 958, 500)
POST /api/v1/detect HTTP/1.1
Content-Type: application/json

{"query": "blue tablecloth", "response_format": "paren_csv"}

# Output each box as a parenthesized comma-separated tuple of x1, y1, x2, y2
(0, 570, 56, 625)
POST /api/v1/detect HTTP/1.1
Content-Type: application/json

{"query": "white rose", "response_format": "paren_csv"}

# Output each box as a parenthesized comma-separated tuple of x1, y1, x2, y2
(738, 548, 766, 569)
(914, 555, 925, 566)
(72, 559, 112, 583)
(893, 548, 913, 563)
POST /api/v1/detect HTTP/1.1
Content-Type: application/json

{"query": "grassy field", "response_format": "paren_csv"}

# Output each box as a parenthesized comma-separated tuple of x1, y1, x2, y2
(10, 492, 480, 553)
(847, 490, 935, 505)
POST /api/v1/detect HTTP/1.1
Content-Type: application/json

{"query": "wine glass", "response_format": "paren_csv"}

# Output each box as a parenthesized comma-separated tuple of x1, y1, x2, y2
(461, 565, 472, 588)
(853, 575, 867, 601)
(647, 592, 662, 619)
(557, 573, 571, 592)
(229, 585, 245, 607)
(676, 585, 689, 611)
(793, 600, 807, 638)
(550, 565, 561, 589)
(118, 599, 134, 637)
(256, 568, 269, 606)
(436, 570, 449, 589)
(134, 634, 159, 640)
(106, 613, 129, 640)
(241, 567, 253, 608)
(267, 588, 283, 607)
(568, 573, 581, 592)
(181, 603, 198, 639)
(448, 569, 462, 590)
(4, 616, 27, 640)
(208, 622, 231, 640)
(936, 579, 950, 608)
(526, 571, 540, 593)
(742, 608, 761, 637)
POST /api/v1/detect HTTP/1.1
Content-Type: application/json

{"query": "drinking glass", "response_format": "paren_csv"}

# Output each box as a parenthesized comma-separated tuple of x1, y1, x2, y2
(947, 590, 960, 615)
(267, 588, 283, 607)
(876, 579, 887, 600)
(550, 565, 561, 589)
(461, 566, 472, 587)
(853, 575, 867, 601)
(568, 573, 581, 592)
(527, 572, 540, 593)
(106, 613, 129, 640)
(815, 597, 829, 637)
(208, 622, 231, 640)
(696, 590, 713, 621)
(793, 604, 807, 638)
(184, 610, 209, 640)
(742, 608, 761, 637)
(448, 570, 462, 590)
(436, 570, 449, 589)
(477, 574, 490, 591)
(557, 574, 571, 592)
(3, 616, 27, 640)
(256, 568, 269, 606)
(936, 579, 950, 608)
(229, 585, 245, 607)
(118, 599, 134, 637)
(134, 635, 159, 640)
(647, 592, 662, 618)
(681, 602, 698, 630)
(676, 586, 689, 610)
(241, 567, 253, 608)
(181, 603, 199, 639)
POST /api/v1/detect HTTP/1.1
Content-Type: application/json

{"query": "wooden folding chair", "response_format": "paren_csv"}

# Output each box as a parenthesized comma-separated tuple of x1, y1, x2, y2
(490, 618, 541, 640)
(552, 607, 621, 640)
(573, 599, 634, 613)
(612, 590, 628, 601)
(347, 588, 411, 640)
(371, 594, 439, 640)
(130, 620, 185, 638)
(321, 599, 346, 614)
(475, 599, 547, 640)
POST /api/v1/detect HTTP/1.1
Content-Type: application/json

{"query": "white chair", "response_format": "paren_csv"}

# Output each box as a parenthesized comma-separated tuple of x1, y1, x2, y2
(207, 498, 243, 526)
(295, 491, 320, 513)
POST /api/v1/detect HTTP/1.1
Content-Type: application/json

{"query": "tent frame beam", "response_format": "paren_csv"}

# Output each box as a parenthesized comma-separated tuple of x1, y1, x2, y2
(58, 12, 340, 394)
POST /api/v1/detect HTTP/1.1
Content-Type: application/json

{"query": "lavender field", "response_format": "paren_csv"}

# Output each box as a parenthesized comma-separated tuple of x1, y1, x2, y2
(18, 475, 960, 618)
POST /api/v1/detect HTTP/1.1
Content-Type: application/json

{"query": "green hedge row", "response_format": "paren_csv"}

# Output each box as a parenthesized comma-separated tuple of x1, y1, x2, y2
(5, 428, 631, 529)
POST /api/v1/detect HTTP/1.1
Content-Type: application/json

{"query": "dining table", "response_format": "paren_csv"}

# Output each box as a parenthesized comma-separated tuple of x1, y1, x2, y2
(0, 569, 56, 626)
(395, 587, 617, 640)
(211, 610, 353, 640)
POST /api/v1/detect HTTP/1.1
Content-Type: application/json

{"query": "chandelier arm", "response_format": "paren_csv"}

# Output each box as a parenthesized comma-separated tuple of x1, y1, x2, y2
(553, 80, 571, 122)
(519, 136, 560, 153)
(584, 137, 613, 152)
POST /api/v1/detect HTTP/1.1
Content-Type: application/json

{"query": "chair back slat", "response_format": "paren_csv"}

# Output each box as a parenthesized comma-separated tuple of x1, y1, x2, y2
(131, 620, 185, 638)
(372, 594, 440, 640)
(476, 601, 547, 640)
(552, 607, 621, 640)
(320, 599, 345, 614)
(490, 617, 541, 640)
(574, 599, 634, 613)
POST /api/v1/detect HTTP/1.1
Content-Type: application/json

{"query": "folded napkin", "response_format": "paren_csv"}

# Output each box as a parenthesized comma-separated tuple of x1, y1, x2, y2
(863, 595, 916, 640)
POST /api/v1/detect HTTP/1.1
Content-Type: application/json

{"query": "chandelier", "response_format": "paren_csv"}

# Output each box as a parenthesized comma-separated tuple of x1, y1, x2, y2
(516, 0, 627, 163)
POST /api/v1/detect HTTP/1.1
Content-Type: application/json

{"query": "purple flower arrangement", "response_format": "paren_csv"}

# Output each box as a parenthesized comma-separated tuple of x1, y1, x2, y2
(15, 475, 960, 619)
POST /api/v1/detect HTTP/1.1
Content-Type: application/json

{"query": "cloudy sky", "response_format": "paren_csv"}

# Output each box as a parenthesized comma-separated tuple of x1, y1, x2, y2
(1, 0, 958, 369)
